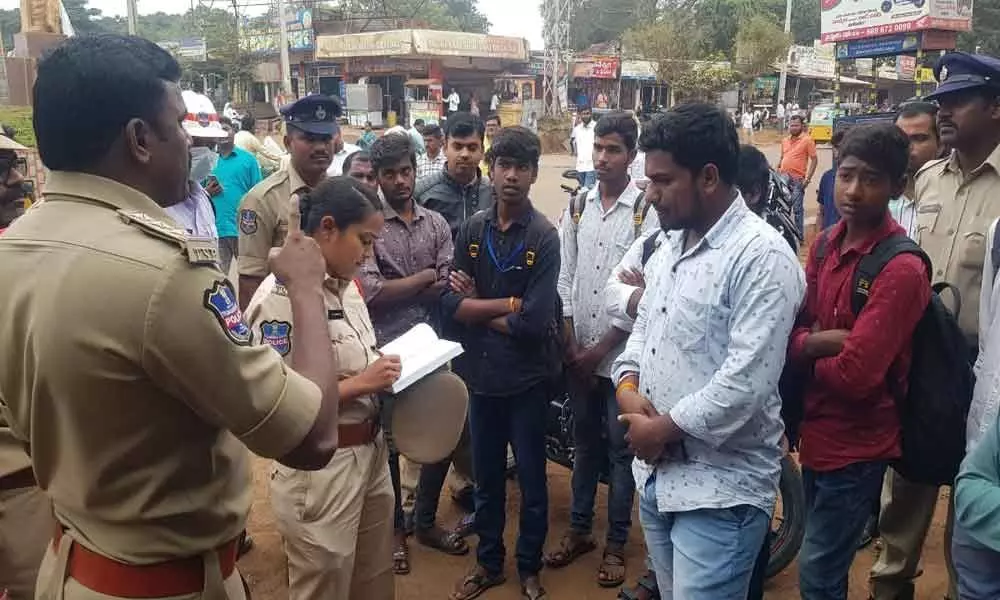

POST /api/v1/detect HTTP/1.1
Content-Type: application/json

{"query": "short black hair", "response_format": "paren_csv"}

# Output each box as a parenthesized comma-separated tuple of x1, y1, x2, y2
(444, 112, 485, 141)
(639, 103, 739, 185)
(896, 100, 939, 140)
(343, 150, 370, 172)
(34, 35, 182, 171)
(485, 113, 501, 126)
(487, 126, 541, 168)
(422, 124, 443, 138)
(595, 111, 639, 152)
(370, 133, 416, 174)
(413, 118, 425, 128)
(736, 144, 771, 200)
(242, 113, 256, 131)
(789, 114, 805, 124)
(831, 128, 847, 148)
(301, 176, 381, 234)
(838, 122, 910, 183)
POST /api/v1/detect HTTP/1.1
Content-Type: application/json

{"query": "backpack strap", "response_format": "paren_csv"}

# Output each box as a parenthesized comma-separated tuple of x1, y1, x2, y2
(992, 218, 1000, 281)
(640, 230, 661, 267)
(465, 210, 490, 267)
(814, 227, 832, 263)
(632, 191, 651, 239)
(851, 233, 932, 315)
(569, 189, 587, 225)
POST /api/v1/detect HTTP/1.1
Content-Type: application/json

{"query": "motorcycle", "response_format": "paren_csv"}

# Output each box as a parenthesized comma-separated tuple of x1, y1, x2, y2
(550, 170, 806, 579)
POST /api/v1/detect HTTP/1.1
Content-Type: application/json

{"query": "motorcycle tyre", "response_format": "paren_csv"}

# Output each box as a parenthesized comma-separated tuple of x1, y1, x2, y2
(766, 454, 805, 579)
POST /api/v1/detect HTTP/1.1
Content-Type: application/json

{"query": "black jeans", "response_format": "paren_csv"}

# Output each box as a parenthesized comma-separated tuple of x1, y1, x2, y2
(414, 424, 472, 531)
(469, 383, 549, 577)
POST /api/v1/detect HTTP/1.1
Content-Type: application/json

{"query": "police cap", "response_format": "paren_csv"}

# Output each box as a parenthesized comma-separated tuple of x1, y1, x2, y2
(926, 51, 1000, 101)
(280, 95, 342, 136)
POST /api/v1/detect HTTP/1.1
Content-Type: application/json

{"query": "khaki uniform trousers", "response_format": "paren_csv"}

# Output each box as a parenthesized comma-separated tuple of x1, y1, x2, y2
(34, 535, 246, 600)
(0, 486, 53, 600)
(271, 436, 394, 600)
(870, 467, 958, 600)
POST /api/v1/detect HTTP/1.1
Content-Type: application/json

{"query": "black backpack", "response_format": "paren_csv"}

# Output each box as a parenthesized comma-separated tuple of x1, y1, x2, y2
(569, 189, 652, 240)
(781, 231, 974, 486)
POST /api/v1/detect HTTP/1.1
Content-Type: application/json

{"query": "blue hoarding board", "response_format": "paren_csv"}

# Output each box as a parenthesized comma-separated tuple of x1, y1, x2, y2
(835, 34, 920, 60)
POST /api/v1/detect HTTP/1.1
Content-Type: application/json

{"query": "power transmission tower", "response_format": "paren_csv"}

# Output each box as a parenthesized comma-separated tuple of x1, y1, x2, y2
(541, 0, 573, 117)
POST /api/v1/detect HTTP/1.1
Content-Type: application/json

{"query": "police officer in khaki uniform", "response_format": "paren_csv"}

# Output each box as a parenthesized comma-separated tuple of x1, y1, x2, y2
(246, 177, 398, 600)
(870, 52, 1000, 600)
(237, 96, 339, 308)
(0, 35, 343, 600)
(0, 132, 54, 600)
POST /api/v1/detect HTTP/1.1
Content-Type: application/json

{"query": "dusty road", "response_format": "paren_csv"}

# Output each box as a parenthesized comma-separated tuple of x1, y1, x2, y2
(238, 145, 956, 599)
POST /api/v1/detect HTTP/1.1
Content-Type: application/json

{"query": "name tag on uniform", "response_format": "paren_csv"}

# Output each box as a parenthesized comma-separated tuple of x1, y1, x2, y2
(328, 309, 345, 320)
(186, 235, 219, 266)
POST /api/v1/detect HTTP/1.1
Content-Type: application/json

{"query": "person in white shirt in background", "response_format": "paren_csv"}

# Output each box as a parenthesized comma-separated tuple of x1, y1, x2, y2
(447, 89, 461, 118)
(572, 105, 597, 189)
(890, 101, 943, 238)
(490, 91, 500, 112)
(777, 101, 787, 130)
(234, 114, 284, 176)
(326, 128, 361, 177)
(741, 109, 755, 142)
(416, 123, 447, 178)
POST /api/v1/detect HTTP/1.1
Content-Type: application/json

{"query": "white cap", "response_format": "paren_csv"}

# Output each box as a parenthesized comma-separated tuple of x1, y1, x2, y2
(181, 90, 228, 140)
(0, 135, 26, 151)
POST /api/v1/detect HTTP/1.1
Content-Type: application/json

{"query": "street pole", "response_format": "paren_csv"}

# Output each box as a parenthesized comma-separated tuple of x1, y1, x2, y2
(126, 0, 138, 35)
(775, 0, 792, 111)
(277, 0, 293, 98)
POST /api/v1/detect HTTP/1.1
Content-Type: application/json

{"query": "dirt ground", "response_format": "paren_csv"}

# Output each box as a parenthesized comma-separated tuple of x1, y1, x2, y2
(238, 144, 956, 599)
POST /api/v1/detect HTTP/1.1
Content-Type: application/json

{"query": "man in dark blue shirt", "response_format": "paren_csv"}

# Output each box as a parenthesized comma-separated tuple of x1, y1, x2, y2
(441, 126, 560, 600)
(817, 129, 844, 231)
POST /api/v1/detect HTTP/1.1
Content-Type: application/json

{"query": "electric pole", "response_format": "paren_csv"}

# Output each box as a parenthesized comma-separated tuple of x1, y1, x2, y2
(541, 0, 573, 117)
(776, 0, 792, 110)
(277, 0, 293, 98)
(127, 0, 138, 35)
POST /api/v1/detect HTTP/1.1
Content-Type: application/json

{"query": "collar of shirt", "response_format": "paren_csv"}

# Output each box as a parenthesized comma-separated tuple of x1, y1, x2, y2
(287, 163, 311, 194)
(43, 171, 175, 222)
(443, 166, 485, 192)
(485, 202, 534, 228)
(942, 145, 1000, 177)
(662, 192, 750, 254)
(382, 199, 427, 224)
(826, 213, 898, 261)
(585, 180, 643, 211)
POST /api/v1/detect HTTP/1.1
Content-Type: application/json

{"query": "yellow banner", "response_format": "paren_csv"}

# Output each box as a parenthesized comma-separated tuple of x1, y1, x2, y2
(315, 30, 413, 59)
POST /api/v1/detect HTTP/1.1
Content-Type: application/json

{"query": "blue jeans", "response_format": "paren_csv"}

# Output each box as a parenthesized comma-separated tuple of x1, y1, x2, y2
(789, 177, 805, 236)
(639, 475, 769, 599)
(952, 520, 1000, 600)
(569, 377, 635, 545)
(468, 384, 549, 577)
(577, 170, 596, 189)
(799, 461, 888, 600)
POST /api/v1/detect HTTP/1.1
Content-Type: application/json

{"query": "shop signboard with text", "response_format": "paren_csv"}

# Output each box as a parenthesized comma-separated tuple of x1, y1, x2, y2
(572, 57, 619, 79)
(835, 30, 958, 58)
(821, 0, 973, 43)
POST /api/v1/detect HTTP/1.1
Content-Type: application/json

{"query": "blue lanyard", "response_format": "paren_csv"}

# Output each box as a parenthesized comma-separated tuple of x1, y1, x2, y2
(485, 221, 526, 273)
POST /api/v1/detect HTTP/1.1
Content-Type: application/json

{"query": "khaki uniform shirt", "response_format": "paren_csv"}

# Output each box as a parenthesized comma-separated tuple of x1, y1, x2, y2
(0, 415, 30, 479)
(0, 172, 322, 563)
(246, 275, 378, 425)
(237, 165, 312, 278)
(915, 146, 1000, 340)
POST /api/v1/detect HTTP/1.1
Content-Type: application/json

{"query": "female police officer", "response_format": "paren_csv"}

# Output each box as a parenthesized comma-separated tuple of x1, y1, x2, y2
(245, 176, 400, 600)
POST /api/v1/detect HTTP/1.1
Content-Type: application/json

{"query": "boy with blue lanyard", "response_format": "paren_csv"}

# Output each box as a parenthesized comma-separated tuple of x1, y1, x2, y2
(441, 126, 560, 600)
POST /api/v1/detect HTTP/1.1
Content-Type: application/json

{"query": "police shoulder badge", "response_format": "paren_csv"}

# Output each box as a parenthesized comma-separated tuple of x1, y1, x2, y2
(203, 280, 252, 346)
(240, 209, 259, 235)
(260, 320, 292, 356)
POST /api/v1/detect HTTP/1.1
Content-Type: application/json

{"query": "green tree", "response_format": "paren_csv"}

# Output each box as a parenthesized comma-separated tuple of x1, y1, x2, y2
(734, 14, 792, 79)
(959, 0, 1000, 55)
(331, 0, 491, 32)
(568, 0, 657, 51)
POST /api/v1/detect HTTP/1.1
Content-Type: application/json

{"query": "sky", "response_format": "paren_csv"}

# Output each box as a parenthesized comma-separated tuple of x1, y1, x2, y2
(0, 0, 546, 49)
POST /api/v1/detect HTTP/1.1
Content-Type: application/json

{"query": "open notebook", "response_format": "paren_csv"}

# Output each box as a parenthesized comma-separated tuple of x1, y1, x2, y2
(380, 323, 464, 393)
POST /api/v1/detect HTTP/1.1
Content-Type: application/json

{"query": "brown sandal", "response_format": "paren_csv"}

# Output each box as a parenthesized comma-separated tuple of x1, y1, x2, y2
(449, 565, 506, 600)
(392, 539, 410, 575)
(543, 531, 597, 568)
(598, 546, 626, 588)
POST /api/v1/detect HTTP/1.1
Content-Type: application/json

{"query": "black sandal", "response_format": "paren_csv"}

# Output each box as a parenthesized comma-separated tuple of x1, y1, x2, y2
(449, 566, 506, 600)
(598, 547, 626, 588)
(543, 532, 596, 568)
(416, 525, 470, 556)
(618, 570, 660, 600)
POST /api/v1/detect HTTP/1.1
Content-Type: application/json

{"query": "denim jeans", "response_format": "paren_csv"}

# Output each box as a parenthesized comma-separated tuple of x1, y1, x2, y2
(788, 177, 805, 236)
(469, 384, 549, 577)
(577, 170, 597, 190)
(799, 460, 888, 600)
(569, 377, 635, 546)
(639, 475, 769, 599)
(952, 520, 1000, 600)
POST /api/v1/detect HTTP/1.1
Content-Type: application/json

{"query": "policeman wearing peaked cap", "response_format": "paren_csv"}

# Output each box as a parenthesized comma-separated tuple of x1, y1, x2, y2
(870, 52, 1000, 600)
(925, 51, 1000, 100)
(237, 94, 344, 307)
